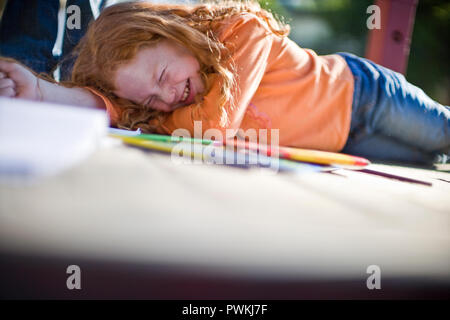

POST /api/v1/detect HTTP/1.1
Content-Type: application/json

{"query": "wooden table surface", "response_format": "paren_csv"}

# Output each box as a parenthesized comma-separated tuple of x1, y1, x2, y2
(1, 141, 449, 298)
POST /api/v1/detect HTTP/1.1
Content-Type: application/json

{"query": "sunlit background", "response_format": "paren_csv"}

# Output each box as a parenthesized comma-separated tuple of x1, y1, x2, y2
(0, 0, 449, 300)
(0, 0, 448, 104)
(259, 0, 449, 105)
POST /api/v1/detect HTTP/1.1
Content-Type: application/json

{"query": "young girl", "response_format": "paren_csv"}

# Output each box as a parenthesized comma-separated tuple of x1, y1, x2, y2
(0, 1, 449, 165)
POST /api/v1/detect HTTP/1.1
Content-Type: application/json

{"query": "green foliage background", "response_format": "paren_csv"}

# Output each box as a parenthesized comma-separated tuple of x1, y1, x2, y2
(259, 0, 449, 104)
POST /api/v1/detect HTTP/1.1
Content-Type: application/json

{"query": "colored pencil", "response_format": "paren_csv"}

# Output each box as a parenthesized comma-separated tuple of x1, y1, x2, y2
(221, 139, 370, 167)
(109, 132, 214, 145)
(109, 132, 370, 167)
(112, 136, 325, 173)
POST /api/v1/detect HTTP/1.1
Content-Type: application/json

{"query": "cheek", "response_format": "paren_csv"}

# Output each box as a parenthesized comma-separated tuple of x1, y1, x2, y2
(114, 84, 133, 100)
(188, 58, 204, 90)
(113, 75, 133, 99)
(192, 74, 205, 93)
(184, 56, 200, 74)
(114, 75, 146, 101)
(172, 57, 200, 83)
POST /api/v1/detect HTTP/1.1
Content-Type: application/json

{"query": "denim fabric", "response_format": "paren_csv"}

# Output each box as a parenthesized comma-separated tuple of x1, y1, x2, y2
(60, 0, 104, 80)
(0, 0, 59, 73)
(0, 0, 103, 79)
(338, 52, 450, 165)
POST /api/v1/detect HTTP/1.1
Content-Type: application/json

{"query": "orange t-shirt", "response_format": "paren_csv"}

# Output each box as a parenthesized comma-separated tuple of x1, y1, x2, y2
(92, 12, 355, 152)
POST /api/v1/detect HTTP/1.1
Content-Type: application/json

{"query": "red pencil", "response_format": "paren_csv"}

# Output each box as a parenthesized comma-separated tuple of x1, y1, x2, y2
(219, 139, 370, 167)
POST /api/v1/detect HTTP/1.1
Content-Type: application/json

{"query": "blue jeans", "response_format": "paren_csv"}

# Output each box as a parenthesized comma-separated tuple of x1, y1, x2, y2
(338, 53, 450, 165)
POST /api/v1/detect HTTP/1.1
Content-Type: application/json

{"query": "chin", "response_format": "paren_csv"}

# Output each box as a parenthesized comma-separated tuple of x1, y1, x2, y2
(169, 104, 184, 112)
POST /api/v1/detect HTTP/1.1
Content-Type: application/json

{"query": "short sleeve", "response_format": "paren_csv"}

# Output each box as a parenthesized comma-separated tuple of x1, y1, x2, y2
(84, 86, 121, 126)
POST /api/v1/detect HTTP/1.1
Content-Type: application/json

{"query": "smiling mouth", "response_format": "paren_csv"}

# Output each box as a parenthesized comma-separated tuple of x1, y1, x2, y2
(180, 79, 191, 103)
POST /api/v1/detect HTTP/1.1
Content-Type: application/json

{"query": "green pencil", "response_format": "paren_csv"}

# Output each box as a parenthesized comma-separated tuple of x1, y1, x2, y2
(113, 135, 325, 172)
(109, 132, 215, 145)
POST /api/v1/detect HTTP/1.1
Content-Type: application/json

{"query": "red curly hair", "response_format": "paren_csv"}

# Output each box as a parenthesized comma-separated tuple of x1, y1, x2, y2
(70, 0, 289, 132)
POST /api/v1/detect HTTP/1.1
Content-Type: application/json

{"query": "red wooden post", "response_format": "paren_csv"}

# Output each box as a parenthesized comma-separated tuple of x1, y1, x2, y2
(365, 0, 418, 74)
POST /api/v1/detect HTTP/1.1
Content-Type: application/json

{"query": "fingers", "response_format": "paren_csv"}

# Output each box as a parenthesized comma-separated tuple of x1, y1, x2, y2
(0, 59, 18, 74)
(0, 87, 16, 98)
(0, 78, 14, 89)
(0, 68, 16, 97)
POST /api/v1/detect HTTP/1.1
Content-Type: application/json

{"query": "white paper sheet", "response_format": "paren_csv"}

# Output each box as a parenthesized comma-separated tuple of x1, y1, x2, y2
(0, 98, 108, 184)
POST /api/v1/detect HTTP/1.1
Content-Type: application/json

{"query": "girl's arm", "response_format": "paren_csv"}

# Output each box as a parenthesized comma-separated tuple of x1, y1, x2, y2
(0, 58, 105, 109)
(38, 78, 105, 109)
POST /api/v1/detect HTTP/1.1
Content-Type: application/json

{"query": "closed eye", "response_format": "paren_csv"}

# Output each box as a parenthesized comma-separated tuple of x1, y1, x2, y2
(159, 68, 166, 83)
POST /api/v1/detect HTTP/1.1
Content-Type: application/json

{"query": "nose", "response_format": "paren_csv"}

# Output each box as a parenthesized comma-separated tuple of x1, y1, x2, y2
(158, 83, 176, 106)
(149, 84, 177, 112)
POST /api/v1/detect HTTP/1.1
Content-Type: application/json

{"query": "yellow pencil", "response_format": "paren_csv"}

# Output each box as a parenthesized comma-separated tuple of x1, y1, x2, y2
(222, 140, 370, 167)
(114, 135, 370, 167)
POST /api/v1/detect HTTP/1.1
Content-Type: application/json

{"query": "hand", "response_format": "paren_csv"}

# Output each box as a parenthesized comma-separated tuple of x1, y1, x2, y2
(0, 58, 106, 110)
(0, 58, 41, 101)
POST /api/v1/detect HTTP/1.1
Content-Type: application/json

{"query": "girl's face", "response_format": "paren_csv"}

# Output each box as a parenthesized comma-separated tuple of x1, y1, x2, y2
(113, 39, 205, 112)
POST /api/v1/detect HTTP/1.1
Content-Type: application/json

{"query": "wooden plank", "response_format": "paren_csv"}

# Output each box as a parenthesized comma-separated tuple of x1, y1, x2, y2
(0, 144, 448, 285)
